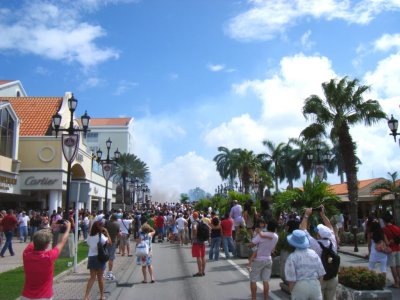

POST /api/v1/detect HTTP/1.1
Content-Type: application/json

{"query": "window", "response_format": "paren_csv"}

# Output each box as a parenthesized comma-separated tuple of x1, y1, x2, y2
(0, 108, 15, 158)
(86, 132, 98, 143)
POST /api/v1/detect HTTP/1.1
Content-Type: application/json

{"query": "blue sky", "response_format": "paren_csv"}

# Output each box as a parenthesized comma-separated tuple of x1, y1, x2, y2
(1, 0, 400, 202)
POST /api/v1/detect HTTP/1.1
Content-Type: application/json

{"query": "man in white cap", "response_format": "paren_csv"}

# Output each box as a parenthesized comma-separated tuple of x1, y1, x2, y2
(300, 206, 338, 300)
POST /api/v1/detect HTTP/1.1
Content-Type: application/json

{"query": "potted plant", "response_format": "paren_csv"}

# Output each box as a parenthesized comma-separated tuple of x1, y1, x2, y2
(336, 267, 392, 299)
(236, 226, 252, 258)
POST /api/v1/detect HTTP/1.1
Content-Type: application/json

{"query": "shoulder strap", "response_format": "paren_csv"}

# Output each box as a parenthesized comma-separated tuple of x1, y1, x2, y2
(122, 220, 129, 230)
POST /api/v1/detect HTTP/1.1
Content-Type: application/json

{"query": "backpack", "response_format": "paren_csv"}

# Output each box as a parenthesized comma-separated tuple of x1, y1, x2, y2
(318, 241, 340, 280)
(196, 221, 210, 242)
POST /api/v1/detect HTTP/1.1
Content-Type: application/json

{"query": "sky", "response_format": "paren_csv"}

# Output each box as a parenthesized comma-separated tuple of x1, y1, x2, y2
(1, 0, 400, 203)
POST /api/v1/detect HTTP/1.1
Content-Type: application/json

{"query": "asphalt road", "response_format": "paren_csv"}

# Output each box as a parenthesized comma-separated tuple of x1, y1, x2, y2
(109, 242, 400, 300)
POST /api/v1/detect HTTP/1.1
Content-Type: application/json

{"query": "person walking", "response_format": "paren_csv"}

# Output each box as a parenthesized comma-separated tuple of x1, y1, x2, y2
(29, 211, 42, 242)
(175, 213, 188, 246)
(300, 206, 339, 300)
(105, 214, 120, 281)
(136, 223, 156, 283)
(221, 212, 237, 258)
(230, 200, 244, 236)
(209, 215, 222, 261)
(249, 219, 279, 300)
(0, 210, 5, 249)
(285, 230, 326, 300)
(18, 211, 30, 243)
(119, 213, 133, 256)
(1, 209, 18, 257)
(21, 221, 71, 300)
(368, 218, 389, 274)
(382, 213, 400, 288)
(84, 221, 111, 300)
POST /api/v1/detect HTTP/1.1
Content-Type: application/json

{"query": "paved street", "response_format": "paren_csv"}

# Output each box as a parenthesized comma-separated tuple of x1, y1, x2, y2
(2, 238, 400, 299)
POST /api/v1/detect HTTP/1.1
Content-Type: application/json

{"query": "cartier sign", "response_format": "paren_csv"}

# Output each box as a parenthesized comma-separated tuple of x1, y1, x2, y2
(25, 176, 58, 186)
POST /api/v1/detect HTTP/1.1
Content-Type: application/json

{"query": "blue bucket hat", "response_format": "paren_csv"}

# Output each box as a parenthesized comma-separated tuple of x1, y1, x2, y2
(287, 229, 310, 249)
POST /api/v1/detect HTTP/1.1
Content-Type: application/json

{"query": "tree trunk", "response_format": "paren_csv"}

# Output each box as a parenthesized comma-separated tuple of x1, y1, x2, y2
(339, 124, 359, 230)
(394, 194, 400, 226)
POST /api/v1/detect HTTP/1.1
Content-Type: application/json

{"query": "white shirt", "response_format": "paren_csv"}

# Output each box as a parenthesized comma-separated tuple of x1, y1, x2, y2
(285, 248, 326, 282)
(19, 215, 30, 227)
(175, 217, 187, 230)
(87, 233, 108, 256)
(119, 219, 133, 235)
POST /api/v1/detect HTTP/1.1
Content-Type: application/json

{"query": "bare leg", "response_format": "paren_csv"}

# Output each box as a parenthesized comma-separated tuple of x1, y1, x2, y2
(250, 282, 257, 300)
(196, 257, 202, 274)
(263, 281, 269, 300)
(84, 269, 97, 300)
(142, 266, 147, 282)
(148, 265, 154, 281)
(97, 269, 105, 300)
(201, 256, 206, 275)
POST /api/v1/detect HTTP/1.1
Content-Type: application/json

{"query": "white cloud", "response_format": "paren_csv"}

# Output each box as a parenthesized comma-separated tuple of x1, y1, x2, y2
(364, 53, 400, 98)
(207, 64, 225, 72)
(35, 66, 49, 75)
(0, 0, 121, 67)
(300, 30, 315, 50)
(225, 0, 400, 41)
(204, 114, 267, 153)
(374, 33, 400, 52)
(150, 152, 220, 203)
(113, 80, 138, 96)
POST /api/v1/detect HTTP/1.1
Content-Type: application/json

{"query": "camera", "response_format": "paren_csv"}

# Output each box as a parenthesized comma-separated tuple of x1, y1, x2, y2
(312, 206, 322, 213)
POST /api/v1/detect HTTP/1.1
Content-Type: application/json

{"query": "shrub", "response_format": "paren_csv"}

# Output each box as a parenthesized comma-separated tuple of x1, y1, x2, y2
(338, 266, 386, 290)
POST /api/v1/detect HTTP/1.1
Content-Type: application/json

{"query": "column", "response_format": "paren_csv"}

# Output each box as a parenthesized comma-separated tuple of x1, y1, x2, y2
(86, 196, 92, 213)
(49, 190, 61, 216)
(98, 197, 104, 211)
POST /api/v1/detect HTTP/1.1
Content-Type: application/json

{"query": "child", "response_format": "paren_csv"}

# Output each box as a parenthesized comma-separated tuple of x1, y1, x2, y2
(247, 218, 274, 271)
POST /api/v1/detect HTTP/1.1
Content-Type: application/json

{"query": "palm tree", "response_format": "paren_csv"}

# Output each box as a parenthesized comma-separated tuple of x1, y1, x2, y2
(329, 139, 362, 183)
(371, 172, 400, 225)
(302, 76, 386, 234)
(213, 146, 238, 185)
(113, 153, 150, 205)
(262, 140, 287, 192)
(231, 148, 262, 194)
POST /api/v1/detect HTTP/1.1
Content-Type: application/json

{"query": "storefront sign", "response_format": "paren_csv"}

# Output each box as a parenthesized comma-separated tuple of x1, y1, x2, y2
(0, 175, 17, 185)
(25, 176, 58, 186)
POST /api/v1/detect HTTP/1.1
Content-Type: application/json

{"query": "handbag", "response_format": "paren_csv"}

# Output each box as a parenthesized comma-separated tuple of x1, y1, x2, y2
(135, 240, 149, 257)
(97, 233, 110, 263)
(375, 241, 392, 254)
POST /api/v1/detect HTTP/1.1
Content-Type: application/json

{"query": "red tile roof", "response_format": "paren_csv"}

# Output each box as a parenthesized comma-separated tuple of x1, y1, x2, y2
(0, 80, 15, 85)
(0, 97, 62, 136)
(328, 178, 382, 195)
(89, 118, 132, 126)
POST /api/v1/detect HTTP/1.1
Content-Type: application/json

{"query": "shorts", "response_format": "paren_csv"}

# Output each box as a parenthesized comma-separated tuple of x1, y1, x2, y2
(388, 251, 400, 267)
(156, 228, 164, 236)
(87, 255, 106, 270)
(192, 243, 205, 257)
(120, 234, 129, 247)
(20, 297, 53, 300)
(107, 243, 117, 260)
(249, 260, 272, 282)
(178, 229, 185, 239)
(136, 252, 152, 266)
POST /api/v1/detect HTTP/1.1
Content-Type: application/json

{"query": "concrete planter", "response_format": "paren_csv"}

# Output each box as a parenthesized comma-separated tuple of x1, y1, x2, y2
(237, 242, 252, 258)
(271, 256, 280, 277)
(336, 283, 392, 300)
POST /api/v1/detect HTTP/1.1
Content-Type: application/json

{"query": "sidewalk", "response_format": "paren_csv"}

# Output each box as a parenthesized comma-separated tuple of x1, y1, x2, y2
(338, 244, 369, 259)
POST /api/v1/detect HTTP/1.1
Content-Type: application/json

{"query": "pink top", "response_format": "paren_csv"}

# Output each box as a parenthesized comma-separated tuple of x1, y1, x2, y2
(22, 243, 60, 299)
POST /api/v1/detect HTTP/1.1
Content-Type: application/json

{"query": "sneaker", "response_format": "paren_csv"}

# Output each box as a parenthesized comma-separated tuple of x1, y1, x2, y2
(107, 273, 116, 280)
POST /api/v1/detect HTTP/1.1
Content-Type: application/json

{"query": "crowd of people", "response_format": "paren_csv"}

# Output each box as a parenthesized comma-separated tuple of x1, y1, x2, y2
(1, 200, 400, 300)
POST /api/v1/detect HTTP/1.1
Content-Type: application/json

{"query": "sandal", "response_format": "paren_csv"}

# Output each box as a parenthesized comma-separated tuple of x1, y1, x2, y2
(142, 280, 147, 284)
(151, 280, 155, 283)
(193, 273, 202, 277)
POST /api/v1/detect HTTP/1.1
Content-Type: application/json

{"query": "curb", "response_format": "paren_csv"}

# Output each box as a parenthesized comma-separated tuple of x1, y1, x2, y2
(53, 258, 88, 282)
(338, 250, 367, 260)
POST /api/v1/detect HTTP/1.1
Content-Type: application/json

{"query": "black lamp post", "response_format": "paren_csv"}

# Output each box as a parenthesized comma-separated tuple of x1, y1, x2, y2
(52, 94, 90, 220)
(307, 147, 331, 180)
(388, 114, 400, 142)
(95, 138, 121, 211)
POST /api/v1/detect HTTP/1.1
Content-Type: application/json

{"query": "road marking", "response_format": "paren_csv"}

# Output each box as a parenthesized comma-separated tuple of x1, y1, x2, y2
(220, 253, 281, 300)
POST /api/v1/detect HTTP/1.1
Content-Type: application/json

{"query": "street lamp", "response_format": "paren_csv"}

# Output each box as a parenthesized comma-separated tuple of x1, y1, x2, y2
(52, 94, 90, 220)
(388, 114, 400, 143)
(307, 147, 331, 180)
(95, 138, 121, 211)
